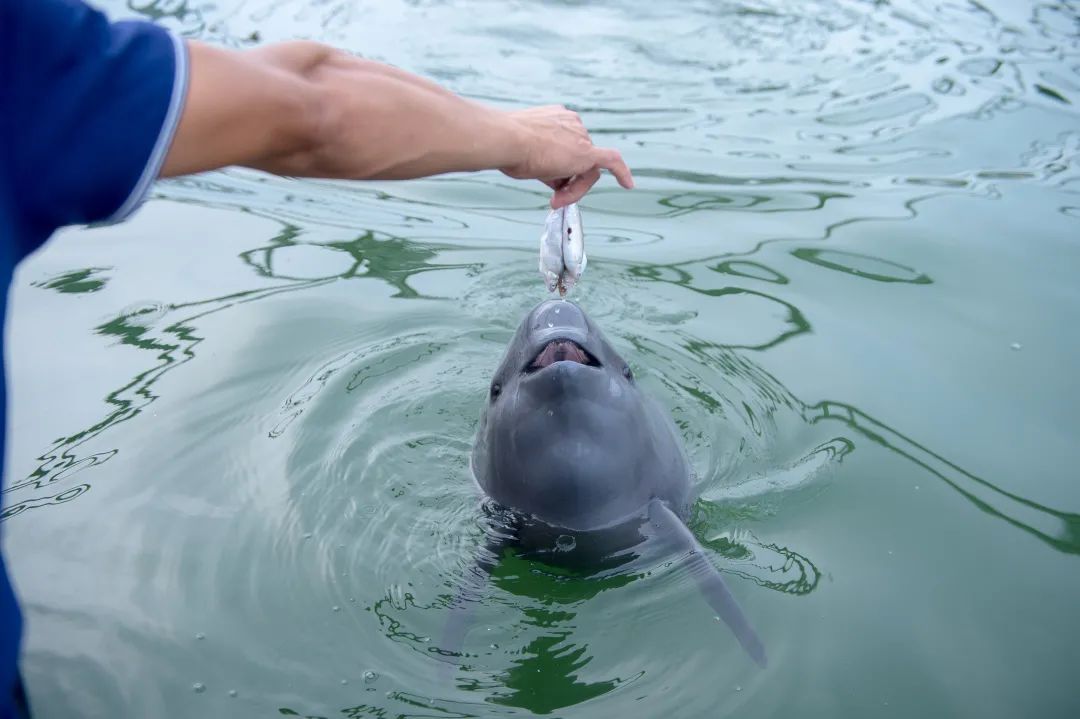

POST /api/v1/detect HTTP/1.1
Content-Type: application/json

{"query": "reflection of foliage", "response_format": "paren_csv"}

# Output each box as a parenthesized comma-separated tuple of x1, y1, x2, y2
(691, 502, 822, 596)
(807, 400, 1080, 556)
(491, 630, 618, 714)
(126, 0, 205, 34)
(370, 588, 430, 647)
(488, 553, 630, 713)
(629, 265, 812, 350)
(5, 221, 477, 520)
(281, 691, 486, 719)
(715, 540, 822, 597)
(792, 248, 932, 284)
(490, 551, 639, 606)
(240, 227, 480, 299)
(713, 260, 789, 284)
(31, 267, 110, 294)
(369, 548, 626, 715)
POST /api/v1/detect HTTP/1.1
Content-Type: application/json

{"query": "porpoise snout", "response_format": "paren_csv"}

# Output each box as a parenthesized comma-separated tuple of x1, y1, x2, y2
(528, 300, 588, 345)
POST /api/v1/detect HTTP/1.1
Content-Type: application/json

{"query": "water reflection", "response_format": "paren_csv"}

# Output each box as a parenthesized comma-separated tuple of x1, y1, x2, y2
(628, 264, 812, 350)
(12, 0, 1080, 715)
(10, 203, 1080, 719)
(240, 226, 480, 297)
(806, 400, 1080, 556)
(2, 222, 476, 520)
(29, 268, 111, 294)
(484, 554, 636, 713)
(370, 551, 631, 714)
(791, 248, 932, 284)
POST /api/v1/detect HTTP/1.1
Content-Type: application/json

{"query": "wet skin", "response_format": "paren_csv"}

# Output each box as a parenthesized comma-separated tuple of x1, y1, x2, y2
(441, 300, 766, 670)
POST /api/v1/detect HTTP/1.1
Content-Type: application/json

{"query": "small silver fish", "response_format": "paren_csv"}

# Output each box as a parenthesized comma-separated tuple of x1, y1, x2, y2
(537, 202, 586, 296)
(539, 207, 565, 293)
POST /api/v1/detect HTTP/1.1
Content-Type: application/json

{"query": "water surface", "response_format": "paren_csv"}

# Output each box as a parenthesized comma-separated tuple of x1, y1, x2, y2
(6, 0, 1080, 717)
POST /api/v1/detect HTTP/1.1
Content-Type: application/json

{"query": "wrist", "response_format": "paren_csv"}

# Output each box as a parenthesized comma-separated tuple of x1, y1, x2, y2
(483, 108, 529, 175)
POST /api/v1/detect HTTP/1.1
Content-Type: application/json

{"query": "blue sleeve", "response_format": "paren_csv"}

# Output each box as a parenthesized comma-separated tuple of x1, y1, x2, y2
(2, 0, 189, 252)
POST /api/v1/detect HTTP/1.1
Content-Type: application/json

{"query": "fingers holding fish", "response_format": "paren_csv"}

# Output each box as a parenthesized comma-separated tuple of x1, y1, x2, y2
(550, 168, 601, 208)
(498, 106, 633, 202)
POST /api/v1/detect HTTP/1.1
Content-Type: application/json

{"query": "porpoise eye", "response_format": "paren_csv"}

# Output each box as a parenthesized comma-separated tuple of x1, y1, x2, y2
(622, 366, 633, 381)
(490, 382, 502, 400)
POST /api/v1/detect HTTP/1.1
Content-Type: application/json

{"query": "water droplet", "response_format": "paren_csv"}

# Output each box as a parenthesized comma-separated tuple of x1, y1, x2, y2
(332, 605, 341, 612)
(555, 535, 576, 552)
(341, 679, 349, 686)
(363, 671, 378, 684)
(192, 683, 206, 694)
(1010, 342, 1022, 351)
(195, 633, 205, 640)
(228, 690, 238, 698)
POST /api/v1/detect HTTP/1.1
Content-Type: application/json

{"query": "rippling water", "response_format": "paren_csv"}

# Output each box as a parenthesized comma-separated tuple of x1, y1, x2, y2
(6, 0, 1080, 717)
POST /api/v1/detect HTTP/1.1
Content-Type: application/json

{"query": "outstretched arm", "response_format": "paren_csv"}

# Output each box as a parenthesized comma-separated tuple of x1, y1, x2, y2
(162, 40, 633, 207)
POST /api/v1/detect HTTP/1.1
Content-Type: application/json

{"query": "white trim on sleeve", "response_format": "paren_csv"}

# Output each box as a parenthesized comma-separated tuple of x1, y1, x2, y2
(106, 30, 190, 224)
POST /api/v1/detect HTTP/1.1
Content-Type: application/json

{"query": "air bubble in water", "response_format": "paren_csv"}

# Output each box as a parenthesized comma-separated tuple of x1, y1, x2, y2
(192, 683, 206, 694)
(1010, 342, 1022, 351)
(228, 690, 238, 698)
(363, 671, 378, 684)
(555, 534, 576, 551)
(547, 321, 553, 328)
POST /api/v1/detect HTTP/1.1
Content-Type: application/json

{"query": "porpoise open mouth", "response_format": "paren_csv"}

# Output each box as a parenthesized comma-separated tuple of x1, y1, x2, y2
(527, 339, 599, 372)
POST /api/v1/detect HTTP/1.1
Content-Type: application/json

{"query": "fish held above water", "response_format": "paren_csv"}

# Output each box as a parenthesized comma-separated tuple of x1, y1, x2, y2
(538, 203, 586, 296)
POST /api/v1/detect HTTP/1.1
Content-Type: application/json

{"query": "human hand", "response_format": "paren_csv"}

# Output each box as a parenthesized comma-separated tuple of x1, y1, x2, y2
(499, 105, 634, 208)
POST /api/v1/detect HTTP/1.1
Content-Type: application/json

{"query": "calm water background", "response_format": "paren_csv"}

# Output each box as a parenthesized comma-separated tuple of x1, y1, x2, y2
(6, 0, 1080, 717)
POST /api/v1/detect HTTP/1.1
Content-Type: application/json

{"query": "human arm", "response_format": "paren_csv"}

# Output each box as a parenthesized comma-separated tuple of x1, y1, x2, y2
(161, 40, 633, 208)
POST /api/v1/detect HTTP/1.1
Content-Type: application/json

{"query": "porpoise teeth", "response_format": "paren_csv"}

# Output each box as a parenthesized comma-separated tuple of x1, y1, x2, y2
(528, 340, 591, 371)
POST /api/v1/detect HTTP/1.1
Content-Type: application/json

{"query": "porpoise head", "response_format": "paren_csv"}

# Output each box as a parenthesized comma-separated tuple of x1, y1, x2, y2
(472, 300, 690, 530)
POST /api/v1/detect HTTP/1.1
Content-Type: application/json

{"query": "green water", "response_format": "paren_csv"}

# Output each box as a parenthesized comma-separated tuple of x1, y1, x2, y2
(6, 0, 1080, 717)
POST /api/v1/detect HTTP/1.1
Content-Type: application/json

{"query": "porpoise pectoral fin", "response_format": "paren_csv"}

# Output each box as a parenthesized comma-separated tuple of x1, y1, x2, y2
(647, 499, 767, 668)
(438, 529, 511, 681)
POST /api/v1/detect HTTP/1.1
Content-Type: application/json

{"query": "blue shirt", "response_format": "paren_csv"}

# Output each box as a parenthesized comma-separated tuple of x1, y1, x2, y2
(0, 0, 187, 713)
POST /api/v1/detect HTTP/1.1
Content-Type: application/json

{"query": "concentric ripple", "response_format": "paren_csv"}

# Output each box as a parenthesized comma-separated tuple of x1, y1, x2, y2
(6, 0, 1080, 717)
